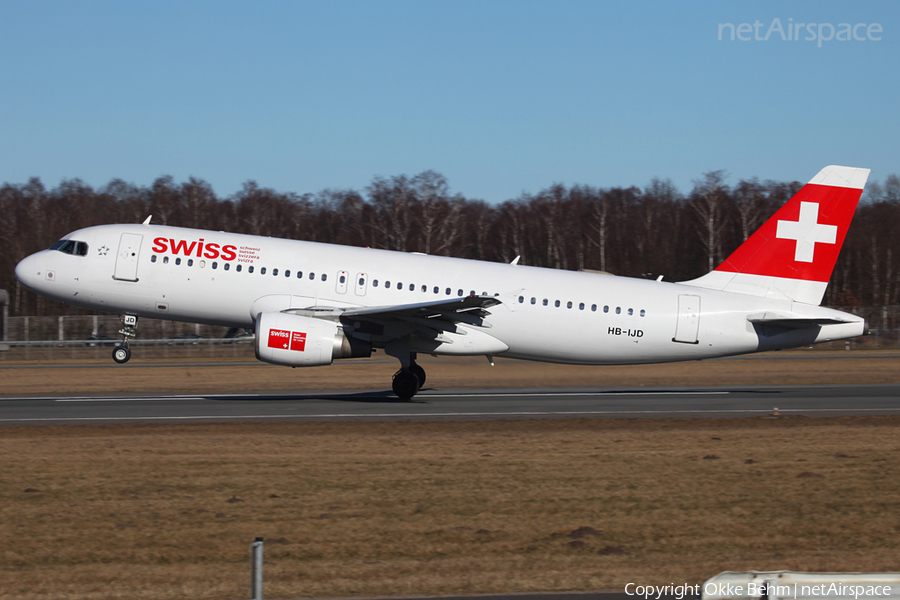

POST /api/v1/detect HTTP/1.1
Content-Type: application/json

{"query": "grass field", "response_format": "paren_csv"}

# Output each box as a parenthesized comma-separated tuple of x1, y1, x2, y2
(1, 353, 899, 600)
(1, 418, 899, 600)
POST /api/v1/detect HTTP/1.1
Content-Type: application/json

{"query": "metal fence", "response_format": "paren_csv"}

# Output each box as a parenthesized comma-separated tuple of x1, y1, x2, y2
(1, 338, 257, 361)
(0, 315, 256, 361)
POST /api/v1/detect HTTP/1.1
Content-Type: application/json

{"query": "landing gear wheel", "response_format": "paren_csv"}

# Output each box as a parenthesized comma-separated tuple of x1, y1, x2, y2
(409, 362, 426, 388)
(112, 346, 131, 364)
(392, 369, 420, 400)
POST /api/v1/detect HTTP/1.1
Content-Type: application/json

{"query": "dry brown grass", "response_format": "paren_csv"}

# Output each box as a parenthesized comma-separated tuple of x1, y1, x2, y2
(1, 417, 899, 600)
(2, 351, 900, 395)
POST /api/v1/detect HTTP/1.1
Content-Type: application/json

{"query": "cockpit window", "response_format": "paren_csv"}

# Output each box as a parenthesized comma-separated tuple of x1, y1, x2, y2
(50, 240, 88, 256)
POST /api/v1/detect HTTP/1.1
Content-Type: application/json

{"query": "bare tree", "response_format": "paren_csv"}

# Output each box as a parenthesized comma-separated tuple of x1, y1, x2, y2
(690, 170, 730, 272)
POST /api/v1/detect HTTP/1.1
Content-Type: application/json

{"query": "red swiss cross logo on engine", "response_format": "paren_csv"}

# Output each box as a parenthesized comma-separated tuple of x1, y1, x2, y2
(267, 329, 291, 350)
(267, 329, 307, 351)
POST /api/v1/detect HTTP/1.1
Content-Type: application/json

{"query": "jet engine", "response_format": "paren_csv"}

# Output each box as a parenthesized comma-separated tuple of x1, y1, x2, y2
(255, 311, 371, 367)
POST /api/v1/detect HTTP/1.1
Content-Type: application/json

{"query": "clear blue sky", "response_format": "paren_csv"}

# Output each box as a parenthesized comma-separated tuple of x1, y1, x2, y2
(1, 0, 897, 202)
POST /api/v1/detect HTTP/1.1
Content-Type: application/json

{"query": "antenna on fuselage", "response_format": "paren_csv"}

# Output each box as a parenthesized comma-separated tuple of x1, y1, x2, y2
(510, 255, 520, 265)
(142, 215, 152, 225)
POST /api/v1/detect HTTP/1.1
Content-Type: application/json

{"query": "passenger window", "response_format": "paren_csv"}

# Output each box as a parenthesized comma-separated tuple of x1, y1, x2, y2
(616, 307, 621, 314)
(272, 268, 278, 276)
(567, 301, 573, 309)
(236, 264, 241, 272)
(340, 274, 346, 284)
(531, 297, 536, 305)
(421, 285, 427, 292)
(579, 302, 584, 310)
(212, 262, 218, 270)
(296, 271, 303, 279)
(640, 309, 646, 317)
(542, 299, 548, 306)
(248, 266, 253, 273)
(457, 289, 463, 296)
(163, 256, 169, 264)
(409, 284, 415, 291)
(285, 270, 290, 277)
(309, 272, 315, 280)
(445, 288, 451, 295)
(397, 282, 402, 290)
(518, 296, 524, 303)
(224, 263, 230, 271)
(175, 257, 181, 265)
(469, 290, 476, 296)
(591, 304, 597, 312)
(433, 286, 439, 294)
(373, 279, 379, 287)
(554, 300, 560, 308)
(199, 260, 206, 268)
(321, 274, 327, 281)
(603, 305, 609, 313)
(628, 308, 633, 316)
(260, 267, 266, 275)
(151, 255, 157, 263)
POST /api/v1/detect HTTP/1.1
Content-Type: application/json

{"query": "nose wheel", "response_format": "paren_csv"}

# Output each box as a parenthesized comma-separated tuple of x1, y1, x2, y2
(112, 346, 132, 364)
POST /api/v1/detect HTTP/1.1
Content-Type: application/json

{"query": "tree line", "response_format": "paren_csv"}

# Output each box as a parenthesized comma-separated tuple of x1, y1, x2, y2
(2, 170, 899, 318)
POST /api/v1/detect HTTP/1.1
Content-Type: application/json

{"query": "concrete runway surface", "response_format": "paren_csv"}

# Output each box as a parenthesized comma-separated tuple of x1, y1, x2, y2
(1, 383, 898, 425)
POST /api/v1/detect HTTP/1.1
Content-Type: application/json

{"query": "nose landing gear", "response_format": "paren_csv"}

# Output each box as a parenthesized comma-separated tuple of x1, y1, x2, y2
(112, 314, 139, 364)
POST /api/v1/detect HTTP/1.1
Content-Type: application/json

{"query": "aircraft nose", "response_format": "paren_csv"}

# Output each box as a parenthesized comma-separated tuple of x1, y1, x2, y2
(15, 253, 43, 293)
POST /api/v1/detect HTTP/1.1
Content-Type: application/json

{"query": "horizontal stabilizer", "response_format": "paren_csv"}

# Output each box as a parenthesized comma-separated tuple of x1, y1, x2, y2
(747, 312, 856, 329)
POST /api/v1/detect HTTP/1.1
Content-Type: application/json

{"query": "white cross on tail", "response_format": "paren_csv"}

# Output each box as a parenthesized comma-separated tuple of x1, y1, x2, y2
(775, 201, 838, 263)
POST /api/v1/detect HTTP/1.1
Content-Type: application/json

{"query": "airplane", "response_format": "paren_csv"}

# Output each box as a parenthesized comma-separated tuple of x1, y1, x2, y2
(15, 165, 870, 400)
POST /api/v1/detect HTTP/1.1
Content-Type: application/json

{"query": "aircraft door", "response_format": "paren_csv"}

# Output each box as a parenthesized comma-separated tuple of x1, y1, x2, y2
(113, 233, 143, 282)
(673, 294, 700, 344)
(336, 270, 349, 294)
(355, 272, 368, 296)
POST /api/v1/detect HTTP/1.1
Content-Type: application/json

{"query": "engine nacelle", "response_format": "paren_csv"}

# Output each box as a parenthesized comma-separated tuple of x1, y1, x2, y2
(255, 312, 371, 367)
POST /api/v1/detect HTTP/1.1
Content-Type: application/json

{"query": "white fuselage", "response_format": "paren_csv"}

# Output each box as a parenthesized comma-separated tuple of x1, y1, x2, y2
(15, 223, 865, 364)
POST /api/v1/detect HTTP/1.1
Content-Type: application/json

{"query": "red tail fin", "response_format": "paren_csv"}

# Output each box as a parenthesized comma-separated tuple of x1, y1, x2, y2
(682, 165, 870, 305)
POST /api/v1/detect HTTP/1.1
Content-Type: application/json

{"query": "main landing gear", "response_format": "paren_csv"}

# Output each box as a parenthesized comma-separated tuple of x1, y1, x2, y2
(391, 354, 427, 401)
(112, 314, 138, 364)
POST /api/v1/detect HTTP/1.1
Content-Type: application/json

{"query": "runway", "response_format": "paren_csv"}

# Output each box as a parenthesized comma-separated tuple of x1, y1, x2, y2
(1, 383, 899, 424)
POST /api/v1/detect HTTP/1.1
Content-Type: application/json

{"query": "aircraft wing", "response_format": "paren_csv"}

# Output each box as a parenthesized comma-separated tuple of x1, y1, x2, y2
(336, 295, 501, 335)
(341, 295, 501, 320)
